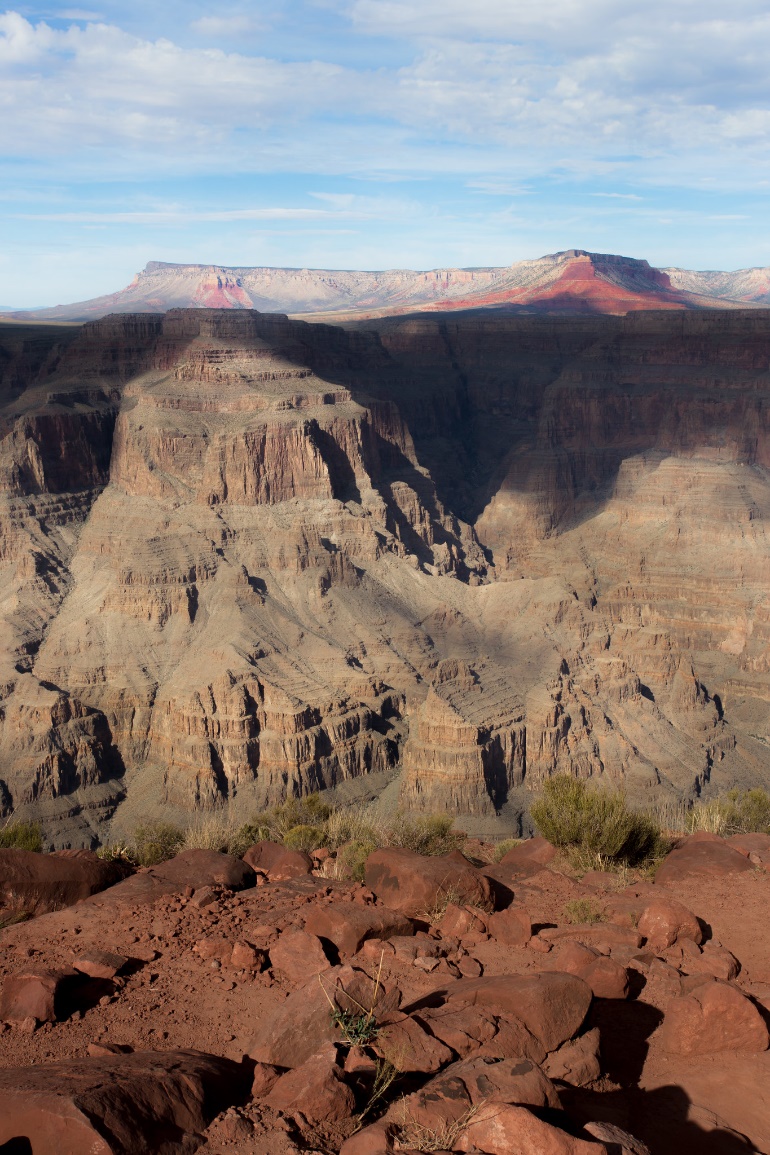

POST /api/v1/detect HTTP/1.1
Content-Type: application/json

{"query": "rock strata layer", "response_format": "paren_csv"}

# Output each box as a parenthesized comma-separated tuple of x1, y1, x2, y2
(0, 308, 769, 840)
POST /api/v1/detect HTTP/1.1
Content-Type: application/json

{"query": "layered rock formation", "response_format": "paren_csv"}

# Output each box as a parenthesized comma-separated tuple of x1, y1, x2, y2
(6, 250, 762, 324)
(0, 308, 769, 843)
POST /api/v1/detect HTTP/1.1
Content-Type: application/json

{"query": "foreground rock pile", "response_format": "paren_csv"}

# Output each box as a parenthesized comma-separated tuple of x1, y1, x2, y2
(2, 831, 770, 1154)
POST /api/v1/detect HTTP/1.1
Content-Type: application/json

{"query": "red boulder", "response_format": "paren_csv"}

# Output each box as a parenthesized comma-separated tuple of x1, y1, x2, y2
(638, 897, 702, 952)
(243, 840, 313, 879)
(0, 1050, 250, 1154)
(657, 980, 769, 1055)
(365, 848, 492, 918)
(304, 902, 413, 956)
(655, 836, 753, 884)
(0, 849, 130, 915)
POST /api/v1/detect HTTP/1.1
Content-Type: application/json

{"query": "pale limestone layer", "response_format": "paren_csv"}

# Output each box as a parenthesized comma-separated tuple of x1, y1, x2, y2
(0, 309, 769, 844)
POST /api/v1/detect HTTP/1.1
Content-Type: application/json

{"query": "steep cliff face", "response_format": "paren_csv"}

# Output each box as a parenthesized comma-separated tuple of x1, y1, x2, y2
(0, 309, 769, 844)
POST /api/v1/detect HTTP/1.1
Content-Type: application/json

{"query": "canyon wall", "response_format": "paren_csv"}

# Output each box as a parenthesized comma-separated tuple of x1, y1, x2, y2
(0, 309, 768, 844)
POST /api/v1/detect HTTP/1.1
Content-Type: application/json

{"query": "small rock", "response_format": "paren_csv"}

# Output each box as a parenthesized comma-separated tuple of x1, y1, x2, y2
(73, 950, 128, 981)
(638, 898, 702, 952)
(270, 929, 330, 983)
(266, 1043, 355, 1123)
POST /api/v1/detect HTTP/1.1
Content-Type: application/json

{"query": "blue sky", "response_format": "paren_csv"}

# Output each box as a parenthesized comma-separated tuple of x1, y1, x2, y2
(2, 0, 770, 306)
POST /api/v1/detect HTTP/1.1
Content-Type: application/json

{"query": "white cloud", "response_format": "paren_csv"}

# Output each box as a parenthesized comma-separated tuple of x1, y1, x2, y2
(0, 2, 769, 190)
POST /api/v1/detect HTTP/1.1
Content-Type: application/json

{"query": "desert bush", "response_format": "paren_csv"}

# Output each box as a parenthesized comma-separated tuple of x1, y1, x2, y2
(0, 820, 43, 852)
(131, 821, 184, 866)
(493, 837, 522, 863)
(181, 812, 239, 853)
(725, 788, 770, 834)
(387, 813, 465, 857)
(335, 837, 379, 882)
(323, 803, 383, 851)
(531, 775, 663, 866)
(283, 823, 326, 852)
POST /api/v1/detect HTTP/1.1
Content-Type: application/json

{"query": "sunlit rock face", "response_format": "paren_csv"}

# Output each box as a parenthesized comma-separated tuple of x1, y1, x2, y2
(0, 308, 769, 844)
(7, 249, 763, 324)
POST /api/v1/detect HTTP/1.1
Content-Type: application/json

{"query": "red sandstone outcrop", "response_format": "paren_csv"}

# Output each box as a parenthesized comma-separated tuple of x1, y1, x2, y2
(6, 250, 765, 325)
(0, 838, 768, 1151)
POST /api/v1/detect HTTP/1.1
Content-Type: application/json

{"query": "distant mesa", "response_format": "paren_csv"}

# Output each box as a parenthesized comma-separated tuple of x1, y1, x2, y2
(4, 249, 770, 323)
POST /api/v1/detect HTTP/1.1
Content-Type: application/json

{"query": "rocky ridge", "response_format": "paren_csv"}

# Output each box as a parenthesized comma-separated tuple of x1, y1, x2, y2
(6, 251, 765, 324)
(0, 308, 769, 843)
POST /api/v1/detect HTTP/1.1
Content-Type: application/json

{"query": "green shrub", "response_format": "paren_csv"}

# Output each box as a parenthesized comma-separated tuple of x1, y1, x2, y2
(131, 821, 184, 866)
(335, 838, 378, 882)
(531, 776, 663, 866)
(720, 788, 770, 835)
(493, 837, 522, 863)
(0, 821, 43, 852)
(284, 824, 326, 852)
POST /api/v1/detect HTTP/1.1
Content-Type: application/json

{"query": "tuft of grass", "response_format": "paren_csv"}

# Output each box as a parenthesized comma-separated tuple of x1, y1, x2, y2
(563, 897, 606, 925)
(397, 1103, 483, 1153)
(493, 837, 522, 863)
(0, 821, 43, 853)
(531, 776, 664, 866)
(355, 1059, 400, 1124)
(96, 843, 134, 863)
(420, 884, 470, 926)
(0, 909, 32, 930)
(130, 821, 185, 866)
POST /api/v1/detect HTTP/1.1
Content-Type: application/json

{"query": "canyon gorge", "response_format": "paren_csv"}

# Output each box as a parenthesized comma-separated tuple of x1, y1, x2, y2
(0, 306, 769, 846)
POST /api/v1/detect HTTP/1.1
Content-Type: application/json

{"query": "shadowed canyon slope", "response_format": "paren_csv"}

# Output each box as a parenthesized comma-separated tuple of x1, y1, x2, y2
(0, 308, 769, 845)
(7, 250, 770, 324)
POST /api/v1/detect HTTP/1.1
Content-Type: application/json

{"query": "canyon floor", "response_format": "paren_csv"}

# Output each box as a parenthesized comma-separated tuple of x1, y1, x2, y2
(1, 831, 769, 1153)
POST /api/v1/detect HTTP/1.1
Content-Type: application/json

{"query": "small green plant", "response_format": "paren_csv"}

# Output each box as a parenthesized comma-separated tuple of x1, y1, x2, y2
(563, 897, 606, 925)
(131, 821, 184, 866)
(0, 821, 43, 852)
(334, 837, 379, 882)
(493, 837, 522, 863)
(320, 951, 386, 1047)
(330, 1006, 381, 1046)
(283, 823, 326, 852)
(531, 776, 663, 866)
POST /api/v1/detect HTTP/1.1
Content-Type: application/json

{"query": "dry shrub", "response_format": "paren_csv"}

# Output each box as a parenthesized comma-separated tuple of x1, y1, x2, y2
(131, 821, 184, 866)
(0, 820, 43, 853)
(386, 813, 465, 856)
(531, 776, 663, 867)
(397, 1103, 483, 1152)
(563, 897, 606, 925)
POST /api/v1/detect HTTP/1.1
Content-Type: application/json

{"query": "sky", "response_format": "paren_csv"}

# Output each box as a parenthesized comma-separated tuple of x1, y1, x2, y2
(1, 0, 770, 306)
